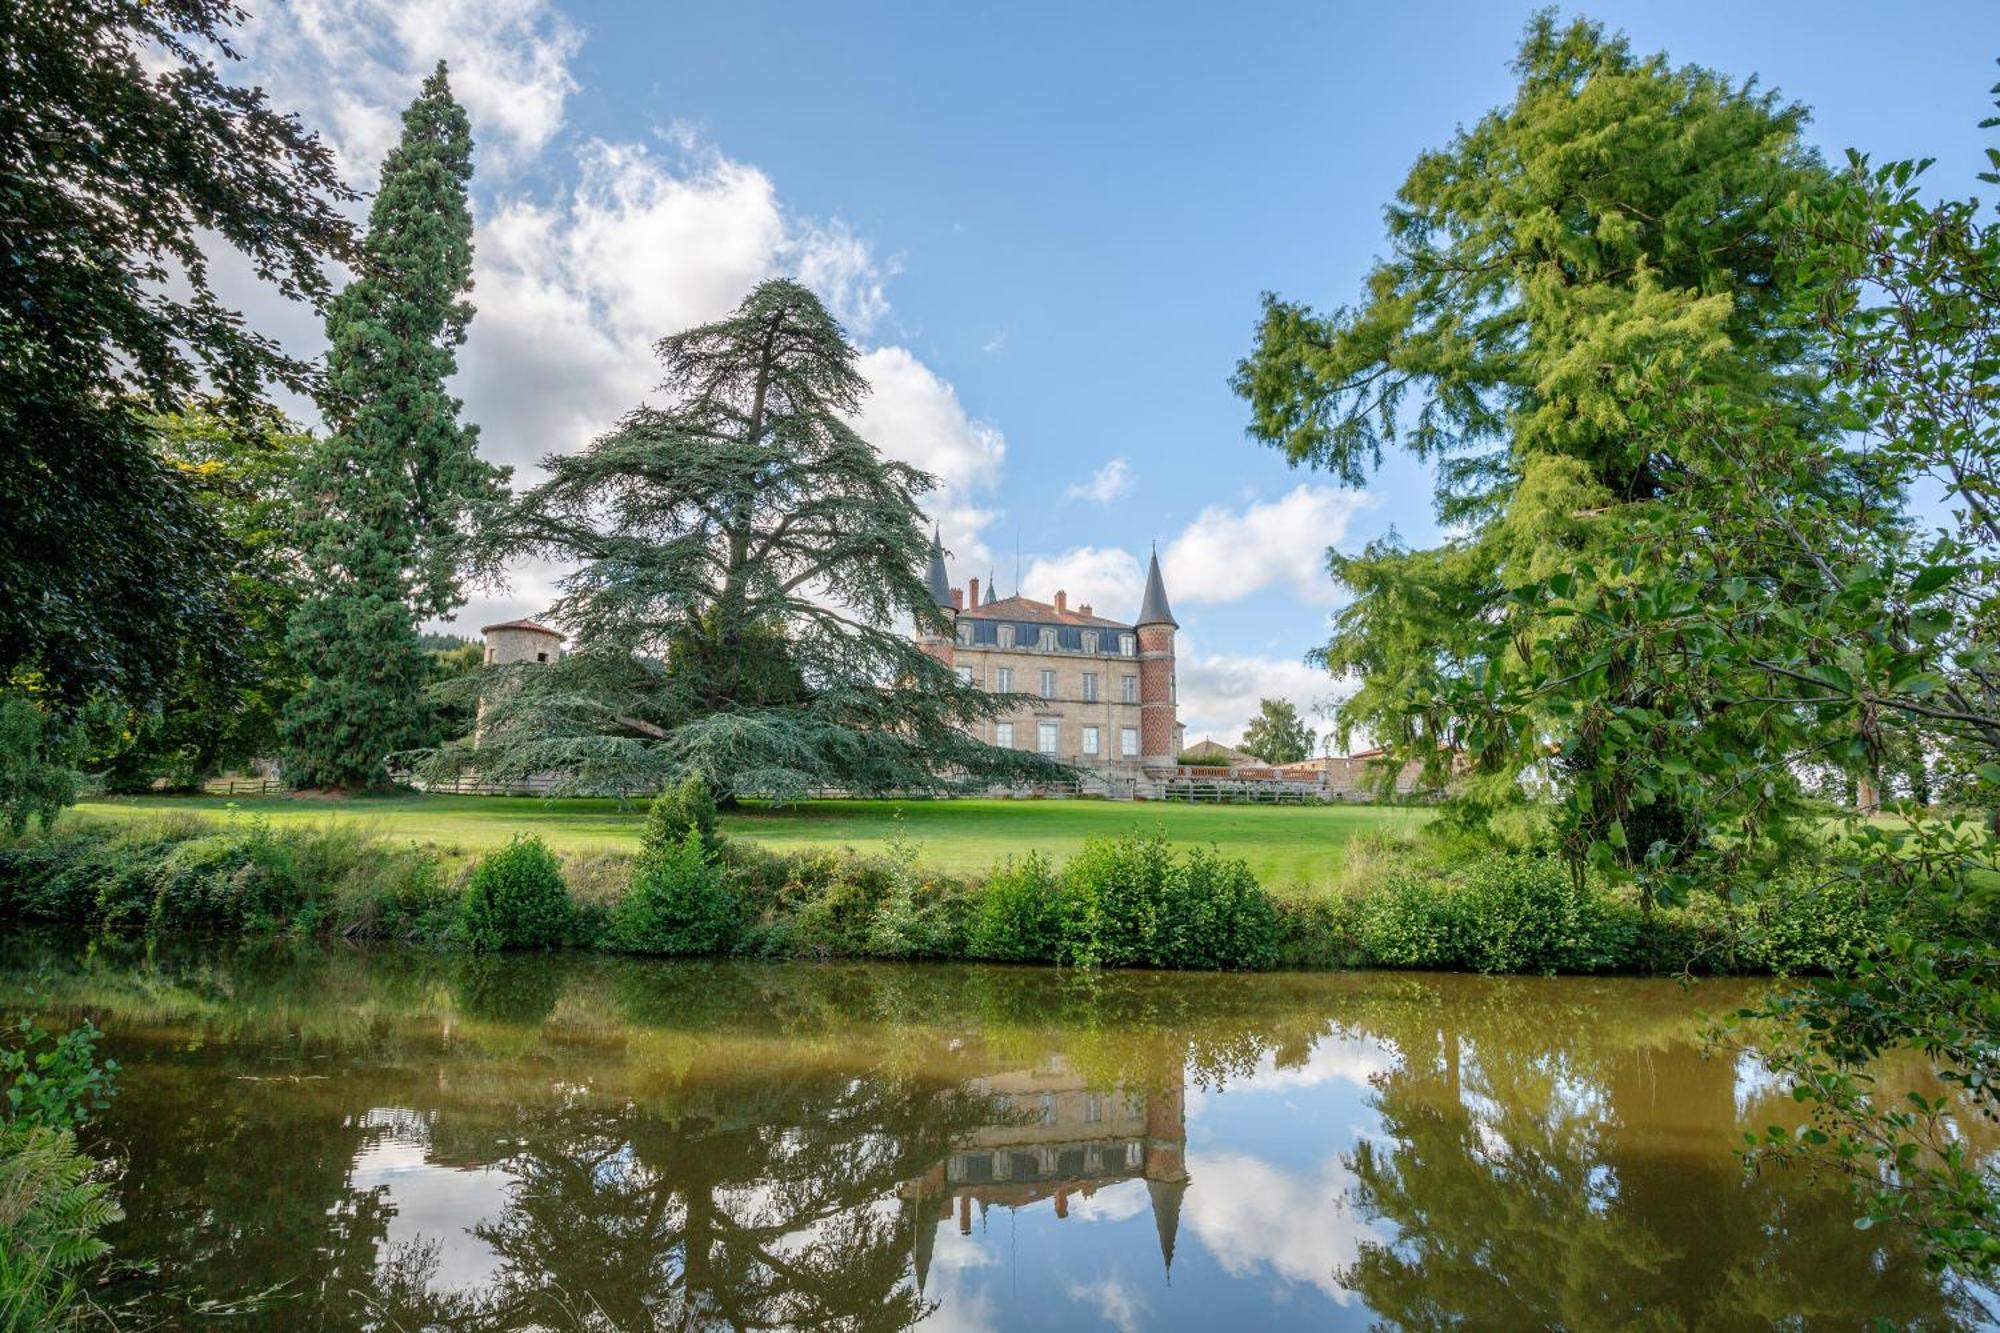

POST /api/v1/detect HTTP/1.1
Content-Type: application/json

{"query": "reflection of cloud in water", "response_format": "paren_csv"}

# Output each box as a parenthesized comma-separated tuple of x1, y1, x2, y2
(1066, 1177, 1152, 1225)
(921, 1241, 1002, 1333)
(1065, 1272, 1149, 1332)
(1231, 1035, 1400, 1095)
(930, 1222, 1002, 1273)
(348, 1130, 514, 1292)
(1183, 1149, 1375, 1302)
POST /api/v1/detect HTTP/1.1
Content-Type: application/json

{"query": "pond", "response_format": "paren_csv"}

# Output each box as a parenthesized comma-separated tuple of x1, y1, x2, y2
(6, 936, 1993, 1330)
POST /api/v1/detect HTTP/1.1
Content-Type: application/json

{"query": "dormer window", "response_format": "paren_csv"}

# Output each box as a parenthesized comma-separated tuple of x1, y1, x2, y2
(1082, 631, 1098, 653)
(957, 622, 974, 645)
(998, 625, 1015, 648)
(1119, 634, 1136, 656)
(1038, 628, 1056, 651)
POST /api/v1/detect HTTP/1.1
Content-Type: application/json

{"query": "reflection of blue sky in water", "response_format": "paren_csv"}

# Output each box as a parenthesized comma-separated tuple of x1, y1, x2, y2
(888, 1037, 1394, 1330)
(15, 945, 1981, 1330)
(337, 1035, 1401, 1329)
(349, 1123, 515, 1292)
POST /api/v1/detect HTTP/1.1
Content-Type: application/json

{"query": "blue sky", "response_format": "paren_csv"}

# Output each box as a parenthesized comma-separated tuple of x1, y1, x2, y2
(240, 1, 2000, 744)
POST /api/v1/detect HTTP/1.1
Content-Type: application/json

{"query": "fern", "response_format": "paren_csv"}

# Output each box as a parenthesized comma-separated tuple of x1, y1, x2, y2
(0, 1124, 121, 1329)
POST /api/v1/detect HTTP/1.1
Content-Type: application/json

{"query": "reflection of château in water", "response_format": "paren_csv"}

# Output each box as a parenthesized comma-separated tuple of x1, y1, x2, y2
(901, 1058, 1188, 1289)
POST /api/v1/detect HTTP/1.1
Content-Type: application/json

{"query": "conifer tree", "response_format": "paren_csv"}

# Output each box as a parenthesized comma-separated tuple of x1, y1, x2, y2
(419, 280, 1062, 799)
(283, 64, 506, 789)
(1233, 14, 1836, 857)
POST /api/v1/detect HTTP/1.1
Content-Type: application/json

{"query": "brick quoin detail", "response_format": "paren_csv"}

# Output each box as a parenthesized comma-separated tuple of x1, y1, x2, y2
(1138, 624, 1176, 759)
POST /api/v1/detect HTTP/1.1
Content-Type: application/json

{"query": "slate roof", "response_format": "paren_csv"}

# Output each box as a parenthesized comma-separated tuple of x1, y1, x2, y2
(958, 595, 1129, 629)
(925, 530, 953, 608)
(481, 618, 561, 636)
(1137, 550, 1176, 627)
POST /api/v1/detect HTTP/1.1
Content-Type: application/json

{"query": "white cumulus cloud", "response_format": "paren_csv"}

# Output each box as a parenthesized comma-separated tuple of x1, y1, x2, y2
(1163, 484, 1366, 606)
(1018, 547, 1146, 619)
(1173, 641, 1352, 750)
(1065, 458, 1132, 506)
(850, 347, 1006, 574)
(245, 0, 582, 179)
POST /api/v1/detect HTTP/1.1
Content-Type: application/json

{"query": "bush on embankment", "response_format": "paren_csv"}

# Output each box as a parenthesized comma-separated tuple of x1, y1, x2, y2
(0, 814, 1970, 975)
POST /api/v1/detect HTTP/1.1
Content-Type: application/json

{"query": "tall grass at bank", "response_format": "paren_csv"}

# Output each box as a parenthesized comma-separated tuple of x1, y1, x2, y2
(0, 807, 1971, 976)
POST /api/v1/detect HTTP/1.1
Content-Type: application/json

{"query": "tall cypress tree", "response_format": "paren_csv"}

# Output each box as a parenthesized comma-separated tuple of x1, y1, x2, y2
(283, 63, 506, 789)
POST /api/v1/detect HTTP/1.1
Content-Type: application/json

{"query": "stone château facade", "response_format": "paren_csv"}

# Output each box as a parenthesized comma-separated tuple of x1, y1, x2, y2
(918, 534, 1184, 779)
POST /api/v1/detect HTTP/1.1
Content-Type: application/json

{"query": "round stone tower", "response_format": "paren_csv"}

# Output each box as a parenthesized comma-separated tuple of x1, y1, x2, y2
(477, 619, 562, 746)
(1135, 549, 1177, 770)
(481, 618, 562, 666)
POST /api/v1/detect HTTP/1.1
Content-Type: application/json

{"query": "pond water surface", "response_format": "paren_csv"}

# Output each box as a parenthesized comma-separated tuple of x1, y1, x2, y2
(6, 937, 1993, 1331)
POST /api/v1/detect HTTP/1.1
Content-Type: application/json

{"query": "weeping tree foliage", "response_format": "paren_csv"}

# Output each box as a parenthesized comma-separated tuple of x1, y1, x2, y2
(283, 64, 506, 790)
(1232, 13, 1835, 856)
(0, 0, 350, 739)
(420, 280, 1062, 799)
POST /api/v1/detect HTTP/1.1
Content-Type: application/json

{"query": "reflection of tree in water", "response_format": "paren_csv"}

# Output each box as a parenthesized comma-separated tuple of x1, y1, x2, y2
(452, 1075, 995, 1331)
(5, 941, 1984, 1329)
(1335, 977, 1978, 1331)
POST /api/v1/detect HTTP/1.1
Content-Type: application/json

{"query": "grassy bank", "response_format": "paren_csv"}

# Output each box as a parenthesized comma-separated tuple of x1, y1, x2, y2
(3, 810, 1977, 977)
(66, 794, 1428, 890)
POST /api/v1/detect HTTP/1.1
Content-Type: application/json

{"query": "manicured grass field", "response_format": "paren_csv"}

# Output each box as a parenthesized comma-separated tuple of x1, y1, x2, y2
(68, 793, 1431, 889)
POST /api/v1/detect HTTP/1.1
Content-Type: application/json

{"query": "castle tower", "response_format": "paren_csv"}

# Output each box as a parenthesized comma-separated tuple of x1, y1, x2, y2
(482, 618, 562, 666)
(477, 618, 562, 745)
(1135, 549, 1177, 769)
(919, 527, 957, 667)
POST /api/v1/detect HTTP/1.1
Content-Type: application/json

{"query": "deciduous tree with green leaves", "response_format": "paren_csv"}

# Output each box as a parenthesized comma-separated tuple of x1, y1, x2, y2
(1443, 87, 2000, 1275)
(1241, 697, 1315, 765)
(95, 403, 313, 792)
(0, 0, 352, 713)
(1233, 12, 1833, 851)
(283, 64, 506, 790)
(420, 280, 1062, 799)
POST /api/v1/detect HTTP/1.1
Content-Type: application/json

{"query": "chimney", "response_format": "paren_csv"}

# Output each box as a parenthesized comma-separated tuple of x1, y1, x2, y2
(968, 577, 980, 608)
(1079, 603, 1093, 618)
(950, 587, 964, 610)
(1054, 590, 1068, 613)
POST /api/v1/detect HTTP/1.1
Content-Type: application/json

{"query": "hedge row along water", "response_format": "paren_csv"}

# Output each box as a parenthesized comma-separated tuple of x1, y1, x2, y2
(0, 812, 1974, 974)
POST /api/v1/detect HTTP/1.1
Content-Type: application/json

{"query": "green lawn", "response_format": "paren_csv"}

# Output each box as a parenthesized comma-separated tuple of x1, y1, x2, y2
(68, 793, 1430, 889)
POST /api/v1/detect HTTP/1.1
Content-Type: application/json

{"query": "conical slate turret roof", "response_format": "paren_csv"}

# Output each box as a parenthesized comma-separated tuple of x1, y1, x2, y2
(925, 528, 953, 609)
(1137, 548, 1176, 627)
(1149, 1177, 1186, 1277)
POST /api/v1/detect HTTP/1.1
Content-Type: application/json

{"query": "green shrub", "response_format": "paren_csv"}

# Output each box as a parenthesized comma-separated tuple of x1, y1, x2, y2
(970, 853, 1061, 961)
(611, 829, 739, 955)
(458, 835, 570, 951)
(1731, 869, 1895, 975)
(1455, 855, 1631, 974)
(1057, 831, 1172, 967)
(863, 845, 975, 960)
(1053, 832, 1278, 970)
(1, 1010, 117, 1132)
(643, 774, 719, 855)
(1272, 893, 1363, 969)
(778, 853, 891, 958)
(1354, 871, 1466, 968)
